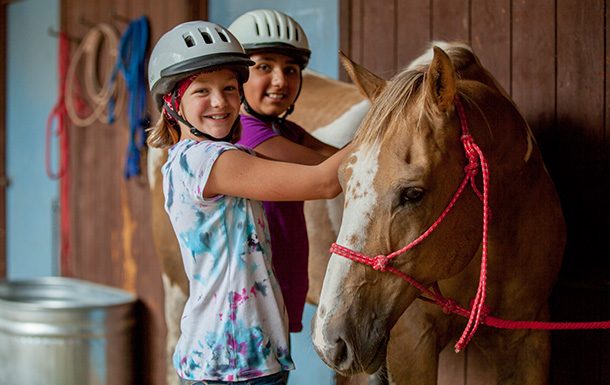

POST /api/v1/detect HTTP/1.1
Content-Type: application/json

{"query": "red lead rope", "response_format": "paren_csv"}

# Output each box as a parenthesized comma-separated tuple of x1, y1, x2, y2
(45, 32, 72, 275)
(330, 96, 610, 353)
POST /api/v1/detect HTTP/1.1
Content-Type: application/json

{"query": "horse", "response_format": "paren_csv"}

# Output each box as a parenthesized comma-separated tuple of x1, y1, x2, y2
(147, 70, 370, 385)
(312, 42, 566, 385)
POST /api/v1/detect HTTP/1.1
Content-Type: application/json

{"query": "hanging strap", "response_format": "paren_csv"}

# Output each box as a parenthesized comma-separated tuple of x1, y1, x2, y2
(112, 16, 150, 179)
(45, 31, 72, 275)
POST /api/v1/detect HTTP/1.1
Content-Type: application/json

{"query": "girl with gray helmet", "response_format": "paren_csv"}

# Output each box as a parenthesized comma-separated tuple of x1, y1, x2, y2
(147, 20, 352, 385)
(228, 9, 339, 337)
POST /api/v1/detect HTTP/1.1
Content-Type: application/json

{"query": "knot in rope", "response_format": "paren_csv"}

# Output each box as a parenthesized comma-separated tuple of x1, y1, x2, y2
(439, 299, 458, 315)
(461, 134, 480, 175)
(372, 255, 390, 272)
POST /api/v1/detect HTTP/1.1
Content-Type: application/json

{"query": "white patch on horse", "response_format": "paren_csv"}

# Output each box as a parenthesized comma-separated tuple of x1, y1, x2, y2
(312, 100, 370, 148)
(148, 147, 166, 189)
(313, 142, 381, 350)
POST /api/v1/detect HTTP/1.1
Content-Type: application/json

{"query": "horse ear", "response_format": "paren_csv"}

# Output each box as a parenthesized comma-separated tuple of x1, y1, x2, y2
(339, 51, 386, 101)
(425, 46, 457, 114)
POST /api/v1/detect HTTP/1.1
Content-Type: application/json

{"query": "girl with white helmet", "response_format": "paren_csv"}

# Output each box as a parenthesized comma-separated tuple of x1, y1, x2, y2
(228, 9, 338, 337)
(147, 20, 351, 385)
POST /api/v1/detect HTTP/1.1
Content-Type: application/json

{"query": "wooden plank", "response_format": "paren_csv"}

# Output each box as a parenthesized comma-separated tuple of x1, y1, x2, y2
(338, 0, 352, 81)
(470, 0, 510, 93)
(191, 0, 207, 20)
(396, 0, 431, 70)
(350, 0, 364, 69)
(65, 0, 88, 280)
(125, 2, 165, 385)
(361, 0, 396, 78)
(556, 0, 605, 281)
(431, 0, 469, 42)
(512, 0, 556, 144)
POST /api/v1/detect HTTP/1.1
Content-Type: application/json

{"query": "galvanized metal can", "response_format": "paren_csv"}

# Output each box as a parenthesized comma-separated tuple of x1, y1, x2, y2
(0, 277, 136, 385)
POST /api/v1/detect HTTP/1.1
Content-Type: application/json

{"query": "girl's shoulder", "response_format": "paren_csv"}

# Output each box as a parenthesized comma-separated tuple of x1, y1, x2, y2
(167, 140, 252, 168)
(170, 139, 250, 154)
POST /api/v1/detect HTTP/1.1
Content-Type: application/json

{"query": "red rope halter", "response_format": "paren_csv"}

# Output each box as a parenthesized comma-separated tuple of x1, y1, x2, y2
(330, 96, 610, 353)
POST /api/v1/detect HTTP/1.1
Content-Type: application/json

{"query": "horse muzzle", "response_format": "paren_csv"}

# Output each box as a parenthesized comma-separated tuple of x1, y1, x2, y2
(311, 307, 388, 375)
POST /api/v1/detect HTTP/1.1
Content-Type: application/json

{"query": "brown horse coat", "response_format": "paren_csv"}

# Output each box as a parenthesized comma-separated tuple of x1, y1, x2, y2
(312, 43, 565, 385)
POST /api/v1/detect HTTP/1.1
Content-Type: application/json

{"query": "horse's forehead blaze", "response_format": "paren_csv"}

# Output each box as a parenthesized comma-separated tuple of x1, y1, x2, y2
(339, 142, 382, 249)
(313, 143, 382, 350)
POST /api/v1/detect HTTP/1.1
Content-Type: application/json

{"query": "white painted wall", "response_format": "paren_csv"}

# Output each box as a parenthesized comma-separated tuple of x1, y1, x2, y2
(7, 0, 59, 278)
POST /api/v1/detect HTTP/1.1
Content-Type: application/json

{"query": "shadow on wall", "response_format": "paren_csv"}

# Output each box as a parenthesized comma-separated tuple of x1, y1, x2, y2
(533, 117, 610, 385)
(535, 118, 610, 283)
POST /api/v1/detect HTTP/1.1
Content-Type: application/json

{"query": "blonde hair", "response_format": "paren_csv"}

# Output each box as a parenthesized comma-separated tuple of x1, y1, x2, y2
(147, 114, 180, 149)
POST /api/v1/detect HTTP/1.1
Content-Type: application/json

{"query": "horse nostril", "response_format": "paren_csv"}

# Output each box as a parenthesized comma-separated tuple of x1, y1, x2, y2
(331, 336, 350, 368)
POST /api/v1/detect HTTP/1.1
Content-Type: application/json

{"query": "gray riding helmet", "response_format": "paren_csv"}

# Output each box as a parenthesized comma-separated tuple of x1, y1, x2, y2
(228, 9, 311, 68)
(148, 20, 254, 110)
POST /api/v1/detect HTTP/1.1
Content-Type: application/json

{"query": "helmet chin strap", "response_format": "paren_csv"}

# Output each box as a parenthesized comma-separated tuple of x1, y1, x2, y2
(163, 92, 238, 142)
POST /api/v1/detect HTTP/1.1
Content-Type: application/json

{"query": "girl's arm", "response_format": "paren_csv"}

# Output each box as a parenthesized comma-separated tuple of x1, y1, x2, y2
(299, 132, 338, 157)
(253, 135, 329, 165)
(204, 143, 353, 202)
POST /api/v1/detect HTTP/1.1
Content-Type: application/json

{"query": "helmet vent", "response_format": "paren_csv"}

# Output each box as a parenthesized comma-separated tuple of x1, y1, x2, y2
(201, 31, 213, 44)
(183, 34, 195, 47)
(217, 29, 229, 42)
(295, 28, 300, 41)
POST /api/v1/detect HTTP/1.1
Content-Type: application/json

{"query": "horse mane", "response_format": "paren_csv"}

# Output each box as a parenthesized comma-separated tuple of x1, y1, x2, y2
(353, 42, 480, 146)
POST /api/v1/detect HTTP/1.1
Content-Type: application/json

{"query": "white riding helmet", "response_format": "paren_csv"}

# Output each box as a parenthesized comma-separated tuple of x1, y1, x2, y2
(148, 20, 254, 110)
(228, 9, 311, 68)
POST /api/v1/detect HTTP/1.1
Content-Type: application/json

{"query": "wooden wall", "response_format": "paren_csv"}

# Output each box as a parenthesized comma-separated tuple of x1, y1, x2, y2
(49, 0, 609, 384)
(340, 0, 609, 384)
(60, 1, 206, 384)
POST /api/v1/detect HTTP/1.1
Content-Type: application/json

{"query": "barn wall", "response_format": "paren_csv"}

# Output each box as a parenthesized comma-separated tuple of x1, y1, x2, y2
(340, 0, 609, 384)
(59, 1, 207, 384)
(50, 0, 609, 384)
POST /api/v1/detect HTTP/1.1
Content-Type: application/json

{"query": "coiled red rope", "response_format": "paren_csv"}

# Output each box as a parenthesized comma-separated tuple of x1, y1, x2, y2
(330, 96, 610, 353)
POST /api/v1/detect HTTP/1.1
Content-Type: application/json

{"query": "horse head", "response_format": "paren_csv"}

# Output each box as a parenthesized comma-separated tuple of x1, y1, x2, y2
(312, 43, 558, 377)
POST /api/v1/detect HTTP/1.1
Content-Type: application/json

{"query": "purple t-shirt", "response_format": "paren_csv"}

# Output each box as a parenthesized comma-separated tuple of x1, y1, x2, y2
(237, 114, 309, 332)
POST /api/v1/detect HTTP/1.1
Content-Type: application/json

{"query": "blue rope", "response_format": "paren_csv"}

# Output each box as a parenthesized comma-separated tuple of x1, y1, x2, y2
(112, 16, 150, 179)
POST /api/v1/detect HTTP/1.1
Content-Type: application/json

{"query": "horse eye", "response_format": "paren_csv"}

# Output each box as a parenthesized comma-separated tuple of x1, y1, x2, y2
(400, 187, 424, 205)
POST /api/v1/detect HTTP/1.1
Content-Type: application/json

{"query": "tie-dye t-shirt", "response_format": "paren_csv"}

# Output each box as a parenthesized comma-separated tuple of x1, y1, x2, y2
(162, 139, 295, 381)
